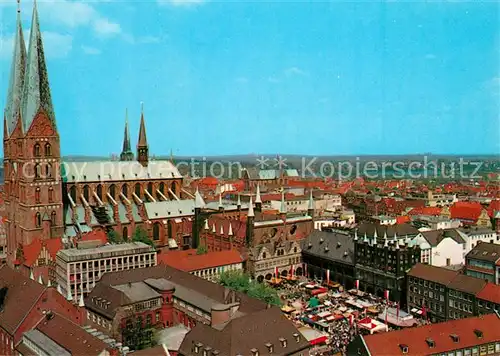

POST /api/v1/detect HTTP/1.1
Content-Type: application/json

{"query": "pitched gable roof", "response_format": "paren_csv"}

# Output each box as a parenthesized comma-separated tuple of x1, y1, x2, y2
(0, 265, 46, 335)
(179, 307, 309, 355)
(35, 313, 108, 356)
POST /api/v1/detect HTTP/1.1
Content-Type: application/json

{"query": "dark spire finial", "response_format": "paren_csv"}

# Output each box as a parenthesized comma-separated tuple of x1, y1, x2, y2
(17, 0, 21, 13)
(137, 102, 149, 166)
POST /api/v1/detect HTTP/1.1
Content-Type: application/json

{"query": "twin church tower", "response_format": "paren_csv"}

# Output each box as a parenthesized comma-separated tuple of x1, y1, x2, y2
(2, 0, 150, 263)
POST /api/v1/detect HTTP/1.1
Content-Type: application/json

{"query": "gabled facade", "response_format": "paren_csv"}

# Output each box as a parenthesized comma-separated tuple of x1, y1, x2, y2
(3, 2, 64, 266)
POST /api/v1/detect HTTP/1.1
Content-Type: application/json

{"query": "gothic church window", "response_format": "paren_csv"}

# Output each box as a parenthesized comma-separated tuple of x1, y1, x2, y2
(121, 184, 128, 197)
(135, 183, 141, 198)
(51, 211, 56, 225)
(83, 185, 90, 202)
(153, 223, 160, 241)
(33, 144, 41, 157)
(45, 163, 52, 178)
(34, 164, 41, 179)
(35, 188, 41, 203)
(44, 143, 51, 156)
(109, 184, 116, 200)
(48, 186, 54, 203)
(96, 184, 103, 201)
(123, 226, 129, 240)
(35, 213, 41, 227)
(147, 183, 153, 196)
(70, 186, 77, 203)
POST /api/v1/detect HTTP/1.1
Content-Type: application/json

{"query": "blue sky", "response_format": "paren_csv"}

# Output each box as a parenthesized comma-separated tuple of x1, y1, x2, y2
(0, 0, 499, 157)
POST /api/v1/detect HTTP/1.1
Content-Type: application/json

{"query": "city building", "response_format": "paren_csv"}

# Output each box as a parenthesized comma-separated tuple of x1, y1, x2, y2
(178, 306, 311, 356)
(0, 266, 84, 356)
(464, 242, 500, 284)
(157, 248, 245, 282)
(83, 265, 308, 352)
(55, 242, 157, 301)
(407, 263, 500, 323)
(419, 229, 466, 267)
(241, 168, 300, 190)
(16, 312, 115, 356)
(461, 227, 500, 252)
(354, 224, 421, 303)
(301, 230, 355, 289)
(348, 313, 500, 356)
(248, 239, 302, 282)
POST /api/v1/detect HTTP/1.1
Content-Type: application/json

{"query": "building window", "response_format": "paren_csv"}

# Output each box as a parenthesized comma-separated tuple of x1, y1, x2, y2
(34, 164, 41, 179)
(35, 187, 41, 203)
(44, 143, 51, 156)
(121, 184, 128, 197)
(83, 185, 90, 202)
(147, 182, 153, 196)
(48, 186, 54, 203)
(33, 143, 41, 157)
(35, 212, 41, 227)
(51, 211, 56, 225)
(135, 183, 141, 198)
(45, 163, 52, 178)
(109, 184, 116, 199)
(123, 226, 129, 240)
(96, 184, 103, 201)
(153, 223, 160, 241)
(70, 185, 77, 203)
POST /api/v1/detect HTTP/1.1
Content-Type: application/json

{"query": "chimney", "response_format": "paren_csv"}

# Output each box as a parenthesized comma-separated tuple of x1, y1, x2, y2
(250, 348, 259, 356)
(265, 343, 274, 353)
(279, 337, 287, 348)
(292, 333, 300, 343)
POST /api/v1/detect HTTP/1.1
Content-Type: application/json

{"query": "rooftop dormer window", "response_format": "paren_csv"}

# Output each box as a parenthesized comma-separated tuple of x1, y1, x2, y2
(450, 334, 459, 343)
(425, 338, 435, 348)
(474, 329, 483, 339)
(399, 344, 408, 354)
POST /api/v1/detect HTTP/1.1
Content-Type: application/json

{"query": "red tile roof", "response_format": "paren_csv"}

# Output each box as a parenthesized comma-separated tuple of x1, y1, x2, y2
(450, 202, 483, 221)
(476, 283, 500, 305)
(22, 238, 63, 267)
(396, 215, 411, 224)
(80, 230, 107, 244)
(0, 265, 46, 335)
(408, 207, 442, 216)
(157, 249, 245, 272)
(36, 313, 108, 356)
(487, 200, 500, 218)
(363, 313, 500, 356)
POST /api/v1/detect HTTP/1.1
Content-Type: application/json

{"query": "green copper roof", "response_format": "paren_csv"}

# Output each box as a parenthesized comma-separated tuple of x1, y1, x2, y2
(4, 5, 26, 137)
(21, 1, 56, 133)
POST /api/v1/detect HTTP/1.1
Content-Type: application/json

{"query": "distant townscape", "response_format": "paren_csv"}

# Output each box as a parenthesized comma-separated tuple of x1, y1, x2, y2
(0, 2, 499, 356)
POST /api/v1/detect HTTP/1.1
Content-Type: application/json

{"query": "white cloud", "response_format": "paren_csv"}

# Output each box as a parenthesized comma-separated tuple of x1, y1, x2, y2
(123, 34, 162, 44)
(0, 30, 72, 59)
(1, 0, 121, 38)
(284, 67, 306, 76)
(41, 31, 73, 58)
(93, 18, 121, 36)
(81, 45, 101, 55)
(158, 0, 206, 6)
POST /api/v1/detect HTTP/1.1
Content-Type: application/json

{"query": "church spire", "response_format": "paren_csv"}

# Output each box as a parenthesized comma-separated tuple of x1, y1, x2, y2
(137, 102, 149, 166)
(4, 0, 27, 137)
(120, 108, 134, 161)
(22, 0, 56, 133)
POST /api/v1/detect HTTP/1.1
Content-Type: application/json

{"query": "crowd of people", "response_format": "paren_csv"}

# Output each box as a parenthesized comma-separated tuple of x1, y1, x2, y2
(270, 278, 430, 356)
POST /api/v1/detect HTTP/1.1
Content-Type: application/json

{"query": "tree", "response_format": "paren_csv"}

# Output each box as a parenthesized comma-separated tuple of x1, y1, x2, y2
(132, 227, 154, 246)
(218, 270, 281, 306)
(107, 230, 122, 244)
(196, 245, 208, 255)
(120, 315, 156, 351)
